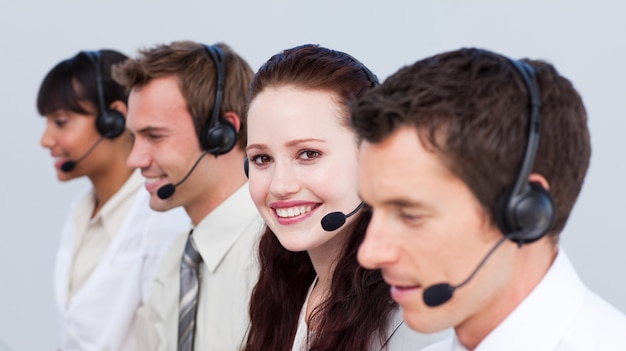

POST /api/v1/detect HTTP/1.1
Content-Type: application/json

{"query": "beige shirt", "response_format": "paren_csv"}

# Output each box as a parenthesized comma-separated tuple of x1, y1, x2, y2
(136, 182, 265, 351)
(68, 169, 141, 299)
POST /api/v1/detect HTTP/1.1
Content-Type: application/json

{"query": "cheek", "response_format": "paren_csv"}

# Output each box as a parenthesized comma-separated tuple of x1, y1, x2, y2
(58, 131, 83, 151)
(161, 137, 201, 171)
(65, 126, 98, 150)
(317, 158, 359, 202)
(248, 173, 270, 207)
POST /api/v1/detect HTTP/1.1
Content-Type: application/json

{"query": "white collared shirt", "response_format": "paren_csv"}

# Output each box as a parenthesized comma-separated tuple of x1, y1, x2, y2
(136, 182, 265, 351)
(55, 169, 190, 351)
(68, 169, 141, 299)
(192, 183, 265, 350)
(423, 249, 626, 351)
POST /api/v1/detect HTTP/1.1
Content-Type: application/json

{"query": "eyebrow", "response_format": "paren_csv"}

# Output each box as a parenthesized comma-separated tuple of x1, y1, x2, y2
(377, 197, 428, 210)
(385, 199, 426, 208)
(135, 126, 167, 135)
(246, 138, 325, 152)
(285, 138, 325, 147)
(358, 191, 427, 207)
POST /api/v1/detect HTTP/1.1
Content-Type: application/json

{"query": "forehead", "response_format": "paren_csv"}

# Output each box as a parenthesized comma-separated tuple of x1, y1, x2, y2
(126, 77, 188, 131)
(358, 126, 456, 204)
(247, 86, 348, 143)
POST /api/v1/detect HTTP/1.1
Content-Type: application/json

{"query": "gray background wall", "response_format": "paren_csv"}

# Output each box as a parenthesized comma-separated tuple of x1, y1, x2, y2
(1, 1, 624, 349)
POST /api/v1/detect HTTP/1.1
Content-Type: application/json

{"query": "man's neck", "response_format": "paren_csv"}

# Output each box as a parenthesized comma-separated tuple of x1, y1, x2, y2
(455, 239, 558, 350)
(186, 177, 246, 226)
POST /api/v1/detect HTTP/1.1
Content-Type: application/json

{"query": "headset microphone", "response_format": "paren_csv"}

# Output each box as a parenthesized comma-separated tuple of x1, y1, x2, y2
(60, 136, 106, 172)
(321, 202, 364, 231)
(156, 148, 217, 200)
(422, 233, 522, 307)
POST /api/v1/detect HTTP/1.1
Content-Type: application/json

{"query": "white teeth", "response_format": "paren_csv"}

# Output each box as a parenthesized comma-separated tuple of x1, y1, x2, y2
(276, 205, 313, 218)
(145, 177, 163, 184)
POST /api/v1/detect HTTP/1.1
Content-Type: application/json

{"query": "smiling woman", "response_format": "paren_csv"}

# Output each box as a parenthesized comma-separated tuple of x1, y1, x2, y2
(36, 50, 189, 351)
(242, 44, 449, 351)
(247, 87, 360, 253)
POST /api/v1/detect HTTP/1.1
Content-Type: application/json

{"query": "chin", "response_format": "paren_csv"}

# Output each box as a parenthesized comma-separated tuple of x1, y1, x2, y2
(403, 307, 455, 334)
(274, 234, 314, 253)
(57, 173, 76, 182)
(149, 198, 175, 212)
(276, 238, 307, 253)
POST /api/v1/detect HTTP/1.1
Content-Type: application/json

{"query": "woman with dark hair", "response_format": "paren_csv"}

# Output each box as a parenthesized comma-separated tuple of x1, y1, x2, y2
(242, 44, 447, 350)
(37, 50, 188, 350)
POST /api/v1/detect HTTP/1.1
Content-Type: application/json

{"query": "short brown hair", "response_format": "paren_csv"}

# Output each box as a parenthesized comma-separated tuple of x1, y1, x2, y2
(351, 48, 591, 238)
(112, 41, 254, 151)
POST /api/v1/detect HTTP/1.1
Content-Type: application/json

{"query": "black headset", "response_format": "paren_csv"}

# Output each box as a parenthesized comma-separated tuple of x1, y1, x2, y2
(83, 50, 126, 139)
(493, 58, 555, 245)
(200, 45, 237, 156)
(342, 51, 379, 87)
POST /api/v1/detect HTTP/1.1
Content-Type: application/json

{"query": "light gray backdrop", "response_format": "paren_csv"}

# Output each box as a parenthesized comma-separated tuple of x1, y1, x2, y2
(1, 1, 624, 350)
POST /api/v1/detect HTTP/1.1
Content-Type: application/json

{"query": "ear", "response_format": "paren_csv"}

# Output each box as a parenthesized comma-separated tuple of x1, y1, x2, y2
(529, 173, 550, 191)
(222, 111, 241, 133)
(109, 100, 128, 117)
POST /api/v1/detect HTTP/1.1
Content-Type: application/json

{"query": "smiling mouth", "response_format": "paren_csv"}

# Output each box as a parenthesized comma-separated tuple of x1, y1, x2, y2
(145, 176, 165, 184)
(275, 205, 315, 218)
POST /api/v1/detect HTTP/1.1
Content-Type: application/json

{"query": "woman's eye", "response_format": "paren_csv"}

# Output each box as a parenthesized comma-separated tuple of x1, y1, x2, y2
(251, 155, 271, 165)
(54, 119, 68, 127)
(299, 150, 320, 160)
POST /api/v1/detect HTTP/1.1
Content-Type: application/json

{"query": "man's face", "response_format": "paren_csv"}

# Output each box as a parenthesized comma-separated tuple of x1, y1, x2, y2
(357, 126, 518, 334)
(125, 75, 206, 215)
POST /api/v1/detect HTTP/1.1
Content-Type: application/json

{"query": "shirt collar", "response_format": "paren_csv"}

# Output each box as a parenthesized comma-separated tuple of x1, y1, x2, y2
(88, 169, 144, 238)
(470, 249, 586, 350)
(192, 182, 263, 272)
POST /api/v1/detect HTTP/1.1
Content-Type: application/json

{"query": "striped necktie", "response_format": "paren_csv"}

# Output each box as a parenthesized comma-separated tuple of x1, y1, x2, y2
(178, 231, 202, 351)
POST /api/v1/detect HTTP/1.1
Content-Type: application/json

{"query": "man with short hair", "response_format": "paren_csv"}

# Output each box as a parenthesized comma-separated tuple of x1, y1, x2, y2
(113, 41, 263, 351)
(351, 48, 626, 350)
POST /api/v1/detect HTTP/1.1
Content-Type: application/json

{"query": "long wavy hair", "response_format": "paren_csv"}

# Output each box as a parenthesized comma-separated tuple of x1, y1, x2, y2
(242, 44, 395, 351)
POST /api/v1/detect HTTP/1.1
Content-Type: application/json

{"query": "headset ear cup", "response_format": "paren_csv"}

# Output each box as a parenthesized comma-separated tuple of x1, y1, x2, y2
(514, 182, 555, 243)
(494, 186, 514, 235)
(494, 182, 555, 244)
(97, 109, 126, 139)
(243, 157, 249, 178)
(201, 120, 237, 155)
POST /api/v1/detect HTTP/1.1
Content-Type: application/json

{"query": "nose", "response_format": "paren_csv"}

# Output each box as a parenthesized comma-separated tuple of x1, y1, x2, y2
(126, 139, 151, 169)
(357, 209, 400, 269)
(268, 160, 301, 198)
(40, 121, 55, 149)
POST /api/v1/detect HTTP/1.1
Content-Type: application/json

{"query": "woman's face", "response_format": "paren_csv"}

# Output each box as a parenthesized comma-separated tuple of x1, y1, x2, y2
(40, 101, 105, 182)
(246, 85, 362, 255)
